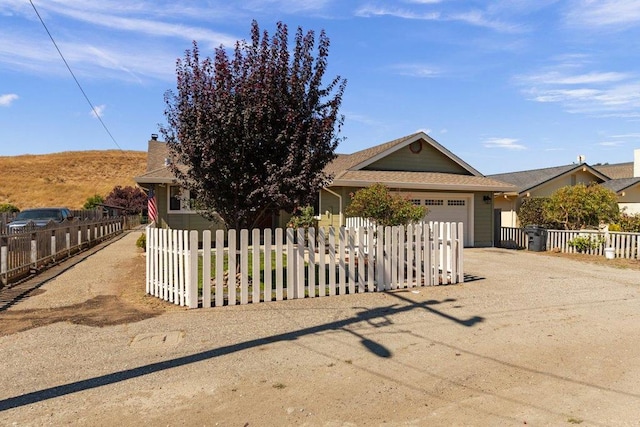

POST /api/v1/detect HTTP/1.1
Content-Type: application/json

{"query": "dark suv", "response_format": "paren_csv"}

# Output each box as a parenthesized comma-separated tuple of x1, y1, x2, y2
(7, 207, 73, 232)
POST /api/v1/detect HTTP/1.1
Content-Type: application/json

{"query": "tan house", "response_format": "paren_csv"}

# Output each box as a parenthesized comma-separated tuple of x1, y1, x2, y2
(135, 132, 516, 247)
(489, 149, 640, 227)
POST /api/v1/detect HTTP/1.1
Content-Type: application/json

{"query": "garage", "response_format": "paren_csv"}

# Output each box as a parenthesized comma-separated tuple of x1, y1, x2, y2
(408, 193, 473, 247)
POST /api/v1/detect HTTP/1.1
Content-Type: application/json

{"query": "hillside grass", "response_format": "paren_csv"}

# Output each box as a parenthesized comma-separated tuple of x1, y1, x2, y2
(0, 150, 147, 210)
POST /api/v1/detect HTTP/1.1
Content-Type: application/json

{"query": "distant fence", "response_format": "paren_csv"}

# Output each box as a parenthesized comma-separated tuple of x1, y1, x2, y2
(499, 227, 640, 259)
(546, 229, 639, 258)
(500, 226, 528, 249)
(146, 222, 465, 309)
(0, 216, 140, 287)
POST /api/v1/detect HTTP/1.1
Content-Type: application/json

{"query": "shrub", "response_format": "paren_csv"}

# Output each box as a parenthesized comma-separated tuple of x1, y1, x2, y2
(83, 194, 104, 210)
(568, 235, 603, 253)
(287, 206, 317, 229)
(345, 183, 427, 227)
(136, 232, 146, 250)
(618, 213, 640, 233)
(0, 203, 19, 213)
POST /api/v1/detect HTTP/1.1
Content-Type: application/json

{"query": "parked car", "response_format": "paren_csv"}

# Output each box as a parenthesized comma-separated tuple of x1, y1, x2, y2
(7, 207, 73, 232)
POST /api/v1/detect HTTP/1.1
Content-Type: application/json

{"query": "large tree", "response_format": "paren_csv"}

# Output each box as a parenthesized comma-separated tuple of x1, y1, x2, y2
(544, 183, 619, 230)
(104, 186, 147, 214)
(161, 20, 346, 230)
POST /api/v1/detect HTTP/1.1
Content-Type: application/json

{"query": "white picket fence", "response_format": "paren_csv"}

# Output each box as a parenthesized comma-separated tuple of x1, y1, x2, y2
(146, 222, 464, 308)
(546, 229, 640, 258)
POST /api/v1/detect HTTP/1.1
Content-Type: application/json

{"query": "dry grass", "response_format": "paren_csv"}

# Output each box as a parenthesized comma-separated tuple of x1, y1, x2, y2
(536, 250, 640, 271)
(0, 150, 147, 210)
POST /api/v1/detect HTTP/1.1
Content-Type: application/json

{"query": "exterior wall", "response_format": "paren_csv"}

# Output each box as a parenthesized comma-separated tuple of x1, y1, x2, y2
(473, 192, 494, 247)
(318, 187, 349, 228)
(495, 196, 518, 228)
(619, 185, 640, 215)
(529, 171, 603, 197)
(363, 142, 470, 174)
(153, 185, 225, 233)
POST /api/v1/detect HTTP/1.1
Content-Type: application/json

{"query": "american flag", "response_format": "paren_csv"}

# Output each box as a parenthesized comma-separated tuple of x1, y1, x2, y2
(148, 187, 158, 223)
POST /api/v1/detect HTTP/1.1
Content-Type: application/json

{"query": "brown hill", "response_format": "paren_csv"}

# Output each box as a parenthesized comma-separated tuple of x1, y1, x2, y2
(0, 150, 147, 210)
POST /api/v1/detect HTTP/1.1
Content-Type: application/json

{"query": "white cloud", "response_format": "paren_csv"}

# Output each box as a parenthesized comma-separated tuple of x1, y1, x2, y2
(355, 4, 524, 33)
(597, 140, 624, 147)
(0, 93, 18, 106)
(90, 104, 106, 118)
(483, 137, 527, 150)
(566, 0, 640, 28)
(516, 57, 640, 118)
(391, 64, 441, 78)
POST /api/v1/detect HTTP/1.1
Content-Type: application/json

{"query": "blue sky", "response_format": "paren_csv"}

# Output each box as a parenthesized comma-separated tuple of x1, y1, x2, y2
(1, 0, 640, 174)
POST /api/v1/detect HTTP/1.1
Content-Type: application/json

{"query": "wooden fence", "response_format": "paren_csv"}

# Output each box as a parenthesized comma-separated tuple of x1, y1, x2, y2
(499, 227, 640, 259)
(0, 217, 130, 287)
(146, 222, 465, 308)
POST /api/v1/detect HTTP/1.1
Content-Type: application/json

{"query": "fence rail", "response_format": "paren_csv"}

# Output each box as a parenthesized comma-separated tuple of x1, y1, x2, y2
(0, 216, 137, 287)
(146, 222, 465, 309)
(500, 227, 640, 259)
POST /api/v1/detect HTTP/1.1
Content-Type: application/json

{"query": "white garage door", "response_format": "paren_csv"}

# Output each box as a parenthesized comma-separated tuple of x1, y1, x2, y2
(409, 196, 471, 246)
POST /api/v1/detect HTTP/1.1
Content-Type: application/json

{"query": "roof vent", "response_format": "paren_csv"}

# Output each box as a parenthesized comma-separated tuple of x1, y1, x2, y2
(577, 154, 585, 164)
(151, 133, 158, 141)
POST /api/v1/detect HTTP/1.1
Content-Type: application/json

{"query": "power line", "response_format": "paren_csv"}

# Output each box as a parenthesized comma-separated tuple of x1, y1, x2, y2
(29, 0, 123, 151)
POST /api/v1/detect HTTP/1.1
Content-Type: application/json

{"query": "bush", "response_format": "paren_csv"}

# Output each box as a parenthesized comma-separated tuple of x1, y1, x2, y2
(0, 203, 19, 213)
(517, 198, 558, 228)
(568, 235, 603, 253)
(345, 183, 427, 227)
(618, 213, 640, 233)
(287, 206, 317, 229)
(83, 194, 104, 210)
(136, 232, 146, 250)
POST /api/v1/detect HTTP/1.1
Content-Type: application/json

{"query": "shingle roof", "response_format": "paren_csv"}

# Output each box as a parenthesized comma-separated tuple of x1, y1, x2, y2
(488, 163, 609, 194)
(601, 177, 640, 192)
(593, 162, 633, 179)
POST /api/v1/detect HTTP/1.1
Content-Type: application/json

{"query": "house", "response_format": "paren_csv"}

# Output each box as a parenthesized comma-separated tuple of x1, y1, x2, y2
(318, 132, 516, 247)
(135, 132, 516, 247)
(489, 149, 640, 227)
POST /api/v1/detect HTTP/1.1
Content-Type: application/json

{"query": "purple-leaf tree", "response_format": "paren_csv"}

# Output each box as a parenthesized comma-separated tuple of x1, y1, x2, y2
(161, 20, 346, 230)
(104, 186, 147, 214)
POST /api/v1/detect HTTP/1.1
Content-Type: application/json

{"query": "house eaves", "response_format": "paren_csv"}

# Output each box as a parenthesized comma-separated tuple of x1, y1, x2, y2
(331, 170, 517, 192)
(134, 166, 177, 184)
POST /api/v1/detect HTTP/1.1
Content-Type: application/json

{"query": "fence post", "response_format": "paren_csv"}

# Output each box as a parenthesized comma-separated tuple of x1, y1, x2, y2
(187, 230, 199, 308)
(31, 233, 37, 269)
(1, 236, 7, 287)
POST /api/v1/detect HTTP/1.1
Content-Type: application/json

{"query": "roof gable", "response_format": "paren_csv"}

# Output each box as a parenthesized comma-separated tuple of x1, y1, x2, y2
(488, 163, 610, 195)
(328, 132, 482, 178)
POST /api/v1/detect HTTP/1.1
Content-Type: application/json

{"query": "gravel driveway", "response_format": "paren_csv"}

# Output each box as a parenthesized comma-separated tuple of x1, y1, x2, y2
(0, 231, 638, 426)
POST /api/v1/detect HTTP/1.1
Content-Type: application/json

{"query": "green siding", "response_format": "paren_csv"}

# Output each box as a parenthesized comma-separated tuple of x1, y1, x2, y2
(363, 142, 470, 174)
(473, 192, 494, 247)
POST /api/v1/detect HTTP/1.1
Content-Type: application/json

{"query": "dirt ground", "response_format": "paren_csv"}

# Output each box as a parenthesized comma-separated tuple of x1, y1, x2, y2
(0, 232, 639, 426)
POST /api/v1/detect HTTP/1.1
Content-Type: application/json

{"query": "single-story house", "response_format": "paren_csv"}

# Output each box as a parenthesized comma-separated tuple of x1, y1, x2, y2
(489, 149, 640, 227)
(135, 132, 516, 247)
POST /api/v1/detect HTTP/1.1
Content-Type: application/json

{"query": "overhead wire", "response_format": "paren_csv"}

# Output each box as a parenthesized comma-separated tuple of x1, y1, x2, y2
(28, 0, 124, 151)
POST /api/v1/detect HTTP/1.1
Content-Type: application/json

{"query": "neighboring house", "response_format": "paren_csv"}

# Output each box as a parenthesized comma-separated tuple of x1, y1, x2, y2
(135, 132, 516, 247)
(489, 149, 640, 227)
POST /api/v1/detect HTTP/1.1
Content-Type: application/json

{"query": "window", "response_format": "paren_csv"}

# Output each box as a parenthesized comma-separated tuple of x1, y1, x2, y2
(448, 199, 466, 206)
(425, 199, 444, 206)
(168, 186, 195, 213)
(410, 199, 422, 206)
